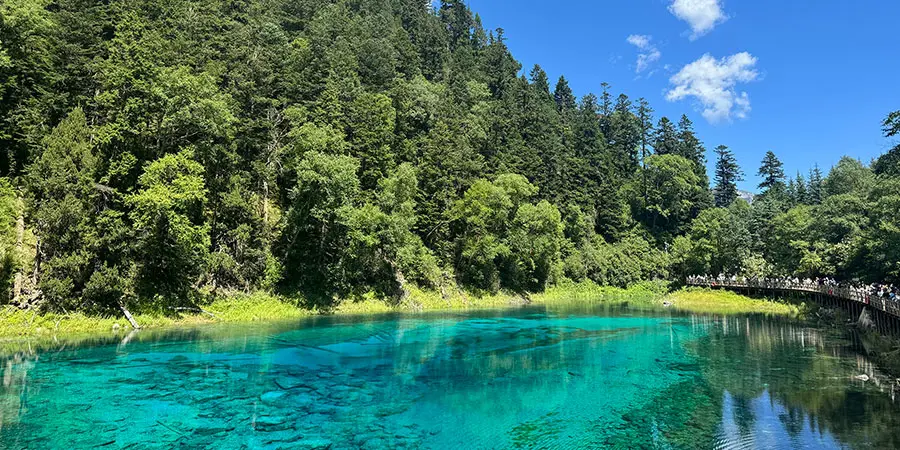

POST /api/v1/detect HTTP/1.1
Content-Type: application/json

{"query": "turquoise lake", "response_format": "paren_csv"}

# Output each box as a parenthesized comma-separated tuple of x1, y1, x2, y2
(1, 304, 899, 449)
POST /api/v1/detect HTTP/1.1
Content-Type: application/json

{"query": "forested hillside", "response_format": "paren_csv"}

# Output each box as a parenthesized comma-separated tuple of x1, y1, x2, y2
(0, 0, 898, 315)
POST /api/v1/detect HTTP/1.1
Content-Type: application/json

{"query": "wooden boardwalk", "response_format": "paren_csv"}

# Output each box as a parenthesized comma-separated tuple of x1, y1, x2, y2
(686, 278, 900, 335)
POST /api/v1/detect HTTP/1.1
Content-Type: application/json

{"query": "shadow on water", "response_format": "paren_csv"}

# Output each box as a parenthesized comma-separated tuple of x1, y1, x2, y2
(0, 303, 898, 449)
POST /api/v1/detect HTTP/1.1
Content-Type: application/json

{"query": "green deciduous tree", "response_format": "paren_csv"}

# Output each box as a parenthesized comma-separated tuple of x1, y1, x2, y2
(630, 154, 705, 240)
(281, 151, 360, 303)
(344, 163, 440, 301)
(823, 157, 874, 198)
(506, 200, 564, 291)
(129, 149, 209, 304)
(672, 201, 751, 277)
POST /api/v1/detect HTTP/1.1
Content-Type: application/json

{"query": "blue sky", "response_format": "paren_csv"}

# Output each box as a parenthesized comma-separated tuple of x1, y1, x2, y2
(458, 0, 900, 192)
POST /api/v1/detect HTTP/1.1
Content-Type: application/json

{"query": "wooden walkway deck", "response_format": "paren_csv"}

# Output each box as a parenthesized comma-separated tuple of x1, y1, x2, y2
(686, 278, 900, 336)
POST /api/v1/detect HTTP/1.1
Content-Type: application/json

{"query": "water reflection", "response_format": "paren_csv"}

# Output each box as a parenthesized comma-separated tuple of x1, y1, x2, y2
(0, 305, 896, 448)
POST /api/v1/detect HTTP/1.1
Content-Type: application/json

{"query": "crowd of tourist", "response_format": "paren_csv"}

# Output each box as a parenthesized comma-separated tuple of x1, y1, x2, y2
(686, 275, 900, 306)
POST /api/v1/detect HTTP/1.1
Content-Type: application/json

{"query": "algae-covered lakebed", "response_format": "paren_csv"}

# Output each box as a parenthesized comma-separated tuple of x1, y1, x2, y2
(2, 302, 899, 449)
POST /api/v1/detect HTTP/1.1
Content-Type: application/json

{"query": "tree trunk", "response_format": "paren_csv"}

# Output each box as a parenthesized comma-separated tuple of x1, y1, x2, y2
(119, 299, 140, 329)
(381, 253, 410, 304)
(12, 197, 24, 305)
(32, 236, 41, 288)
(262, 180, 270, 225)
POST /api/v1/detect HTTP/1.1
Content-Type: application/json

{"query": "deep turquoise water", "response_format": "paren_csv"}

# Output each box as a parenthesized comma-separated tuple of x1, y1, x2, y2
(1, 304, 899, 449)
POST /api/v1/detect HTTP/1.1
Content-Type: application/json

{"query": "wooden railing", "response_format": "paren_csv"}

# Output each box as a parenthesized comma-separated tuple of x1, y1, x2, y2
(686, 278, 900, 318)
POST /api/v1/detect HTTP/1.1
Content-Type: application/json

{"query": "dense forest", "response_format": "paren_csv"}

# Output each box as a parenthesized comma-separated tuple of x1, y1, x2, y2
(0, 0, 898, 315)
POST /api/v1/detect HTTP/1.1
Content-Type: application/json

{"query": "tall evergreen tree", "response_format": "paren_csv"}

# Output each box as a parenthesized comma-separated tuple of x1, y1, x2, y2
(808, 165, 824, 204)
(598, 82, 612, 138)
(553, 76, 576, 113)
(652, 117, 678, 156)
(675, 114, 712, 210)
(608, 94, 640, 173)
(757, 151, 786, 192)
(676, 116, 706, 170)
(714, 145, 743, 207)
(793, 172, 808, 204)
(636, 98, 654, 167)
(439, 0, 473, 51)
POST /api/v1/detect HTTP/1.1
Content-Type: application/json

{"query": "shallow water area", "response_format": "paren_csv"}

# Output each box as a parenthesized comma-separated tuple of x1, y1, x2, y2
(1, 303, 898, 449)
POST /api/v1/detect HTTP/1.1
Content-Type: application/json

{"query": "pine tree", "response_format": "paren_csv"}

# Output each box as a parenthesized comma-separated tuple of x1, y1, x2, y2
(609, 94, 640, 173)
(553, 76, 576, 113)
(482, 29, 521, 98)
(599, 82, 612, 138)
(794, 172, 808, 204)
(786, 178, 798, 203)
(714, 145, 743, 207)
(757, 151, 786, 192)
(808, 164, 824, 204)
(529, 64, 550, 97)
(439, 0, 473, 51)
(675, 115, 711, 210)
(636, 98, 654, 167)
(652, 117, 678, 155)
(676, 115, 706, 169)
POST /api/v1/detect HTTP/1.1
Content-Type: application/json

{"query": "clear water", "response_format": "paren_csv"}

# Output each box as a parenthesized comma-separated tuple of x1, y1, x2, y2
(1, 303, 899, 449)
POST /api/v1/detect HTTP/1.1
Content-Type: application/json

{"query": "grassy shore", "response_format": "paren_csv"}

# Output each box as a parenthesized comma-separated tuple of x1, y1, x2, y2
(0, 282, 800, 340)
(663, 288, 803, 316)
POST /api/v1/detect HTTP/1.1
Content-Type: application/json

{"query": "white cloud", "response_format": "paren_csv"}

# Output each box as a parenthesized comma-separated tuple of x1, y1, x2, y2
(626, 34, 661, 74)
(626, 34, 651, 49)
(669, 0, 727, 40)
(665, 52, 759, 124)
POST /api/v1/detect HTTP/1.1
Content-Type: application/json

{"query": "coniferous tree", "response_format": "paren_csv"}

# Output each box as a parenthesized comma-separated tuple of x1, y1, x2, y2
(676, 116, 706, 172)
(757, 151, 786, 193)
(598, 82, 612, 138)
(553, 76, 576, 113)
(439, 0, 473, 51)
(808, 165, 825, 205)
(652, 117, 678, 156)
(608, 94, 641, 173)
(714, 145, 743, 207)
(676, 115, 712, 210)
(636, 98, 654, 167)
(793, 172, 808, 204)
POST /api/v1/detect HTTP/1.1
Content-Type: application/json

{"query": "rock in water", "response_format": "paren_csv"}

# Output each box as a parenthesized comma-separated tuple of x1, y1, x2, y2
(260, 391, 289, 405)
(293, 438, 333, 449)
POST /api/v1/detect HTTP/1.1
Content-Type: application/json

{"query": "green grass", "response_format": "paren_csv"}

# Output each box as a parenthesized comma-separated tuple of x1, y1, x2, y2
(663, 288, 802, 316)
(0, 283, 803, 341)
(0, 293, 315, 338)
(333, 280, 668, 314)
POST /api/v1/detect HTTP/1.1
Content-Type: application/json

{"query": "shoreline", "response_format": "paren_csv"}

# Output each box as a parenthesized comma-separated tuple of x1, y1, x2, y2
(0, 283, 801, 343)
